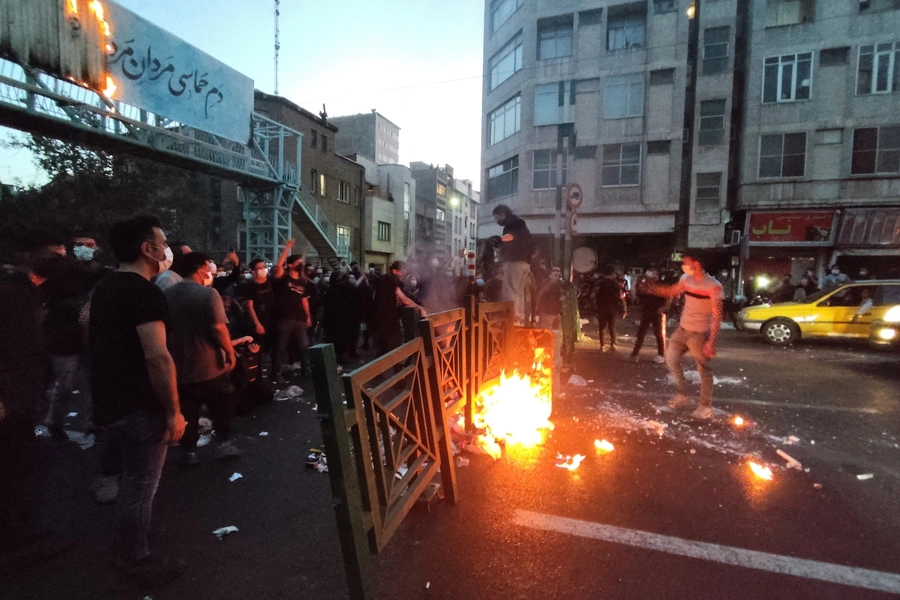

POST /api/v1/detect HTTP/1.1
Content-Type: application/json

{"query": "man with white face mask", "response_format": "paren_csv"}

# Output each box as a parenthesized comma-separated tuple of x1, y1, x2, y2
(88, 214, 186, 584)
(152, 242, 190, 291)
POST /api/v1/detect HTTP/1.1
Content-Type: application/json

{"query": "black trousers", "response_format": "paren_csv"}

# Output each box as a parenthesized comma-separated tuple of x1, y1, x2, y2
(596, 311, 618, 348)
(178, 373, 237, 451)
(632, 312, 666, 357)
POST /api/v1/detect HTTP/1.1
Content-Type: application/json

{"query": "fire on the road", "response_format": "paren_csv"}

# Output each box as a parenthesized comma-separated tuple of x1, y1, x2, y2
(473, 349, 553, 454)
(556, 454, 585, 470)
(594, 439, 615, 453)
(749, 461, 773, 480)
(733, 416, 745, 427)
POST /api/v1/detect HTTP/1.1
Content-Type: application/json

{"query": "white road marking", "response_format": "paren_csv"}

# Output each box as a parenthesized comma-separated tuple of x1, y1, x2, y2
(599, 388, 881, 414)
(514, 510, 900, 594)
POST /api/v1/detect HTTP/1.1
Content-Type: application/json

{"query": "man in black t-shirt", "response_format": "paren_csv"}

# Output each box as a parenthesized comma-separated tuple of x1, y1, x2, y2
(88, 214, 186, 584)
(592, 265, 627, 352)
(245, 258, 275, 346)
(492, 204, 534, 324)
(372, 261, 426, 356)
(271, 241, 314, 383)
(629, 269, 669, 362)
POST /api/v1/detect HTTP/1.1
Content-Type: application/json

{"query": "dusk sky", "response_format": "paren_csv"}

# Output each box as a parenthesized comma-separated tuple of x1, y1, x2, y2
(0, 0, 485, 188)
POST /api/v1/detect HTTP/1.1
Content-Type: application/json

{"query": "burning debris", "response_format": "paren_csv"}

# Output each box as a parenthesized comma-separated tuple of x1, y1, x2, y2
(749, 461, 773, 480)
(594, 439, 615, 453)
(555, 454, 586, 471)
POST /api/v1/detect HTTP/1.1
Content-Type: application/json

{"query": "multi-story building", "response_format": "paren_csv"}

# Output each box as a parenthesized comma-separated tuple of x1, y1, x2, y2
(450, 178, 480, 255)
(737, 0, 900, 286)
(479, 0, 900, 284)
(330, 110, 401, 165)
(250, 92, 366, 266)
(351, 153, 416, 271)
(411, 162, 453, 258)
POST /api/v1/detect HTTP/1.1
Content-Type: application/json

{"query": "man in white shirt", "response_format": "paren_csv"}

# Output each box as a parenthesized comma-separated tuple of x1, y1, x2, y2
(645, 254, 724, 420)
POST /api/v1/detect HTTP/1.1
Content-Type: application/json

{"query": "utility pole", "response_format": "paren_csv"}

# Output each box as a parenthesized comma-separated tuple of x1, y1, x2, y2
(274, 0, 281, 96)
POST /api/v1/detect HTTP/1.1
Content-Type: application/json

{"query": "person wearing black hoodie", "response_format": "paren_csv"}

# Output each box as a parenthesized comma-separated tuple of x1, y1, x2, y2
(592, 265, 626, 353)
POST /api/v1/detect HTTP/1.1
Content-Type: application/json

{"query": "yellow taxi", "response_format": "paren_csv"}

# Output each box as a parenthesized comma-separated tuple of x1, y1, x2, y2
(736, 280, 900, 345)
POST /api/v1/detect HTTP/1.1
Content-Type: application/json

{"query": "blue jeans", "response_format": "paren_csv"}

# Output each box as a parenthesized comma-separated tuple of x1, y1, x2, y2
(666, 327, 713, 407)
(46, 354, 90, 430)
(108, 410, 168, 562)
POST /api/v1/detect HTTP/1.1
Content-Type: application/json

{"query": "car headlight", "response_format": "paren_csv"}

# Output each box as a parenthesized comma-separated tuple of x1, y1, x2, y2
(877, 328, 897, 341)
(884, 306, 900, 323)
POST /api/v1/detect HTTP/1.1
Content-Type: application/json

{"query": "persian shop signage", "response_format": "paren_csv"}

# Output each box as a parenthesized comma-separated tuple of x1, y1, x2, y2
(746, 211, 838, 246)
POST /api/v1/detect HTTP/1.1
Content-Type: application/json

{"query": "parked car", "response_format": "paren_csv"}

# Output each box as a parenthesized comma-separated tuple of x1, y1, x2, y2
(869, 305, 900, 349)
(736, 280, 900, 346)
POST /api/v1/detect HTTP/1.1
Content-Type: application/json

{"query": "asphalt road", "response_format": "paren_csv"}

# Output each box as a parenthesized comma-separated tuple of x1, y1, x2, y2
(4, 324, 900, 600)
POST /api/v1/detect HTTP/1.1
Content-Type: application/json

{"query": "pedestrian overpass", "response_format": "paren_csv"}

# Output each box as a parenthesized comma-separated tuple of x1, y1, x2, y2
(0, 0, 350, 265)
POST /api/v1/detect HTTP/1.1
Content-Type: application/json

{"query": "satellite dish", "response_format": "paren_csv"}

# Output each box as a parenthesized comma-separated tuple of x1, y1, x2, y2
(572, 247, 598, 274)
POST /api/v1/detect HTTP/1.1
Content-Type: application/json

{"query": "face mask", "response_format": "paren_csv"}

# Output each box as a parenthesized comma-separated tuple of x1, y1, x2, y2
(410, 279, 417, 286)
(73, 245, 95, 262)
(348, 277, 356, 284)
(431, 258, 440, 267)
(832, 270, 839, 275)
(369, 268, 375, 273)
(155, 246, 174, 273)
(256, 268, 269, 278)
(476, 278, 484, 286)
(244, 273, 253, 280)
(323, 276, 330, 283)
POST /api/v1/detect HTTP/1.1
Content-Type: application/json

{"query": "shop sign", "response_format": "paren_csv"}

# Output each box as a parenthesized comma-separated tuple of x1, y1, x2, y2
(746, 211, 838, 246)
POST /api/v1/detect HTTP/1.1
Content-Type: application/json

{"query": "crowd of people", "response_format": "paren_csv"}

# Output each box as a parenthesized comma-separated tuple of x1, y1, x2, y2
(763, 264, 874, 304)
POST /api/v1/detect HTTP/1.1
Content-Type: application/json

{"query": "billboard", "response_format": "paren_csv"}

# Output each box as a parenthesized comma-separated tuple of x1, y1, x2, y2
(104, 1, 253, 143)
(746, 210, 838, 246)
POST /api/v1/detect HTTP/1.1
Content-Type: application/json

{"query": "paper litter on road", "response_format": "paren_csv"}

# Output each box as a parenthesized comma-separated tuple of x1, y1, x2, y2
(857, 473, 874, 480)
(67, 412, 78, 418)
(197, 434, 212, 448)
(212, 526, 238, 540)
(455, 456, 470, 467)
(259, 432, 269, 436)
(567, 374, 588, 387)
(228, 472, 243, 482)
(776, 449, 802, 470)
(275, 385, 303, 401)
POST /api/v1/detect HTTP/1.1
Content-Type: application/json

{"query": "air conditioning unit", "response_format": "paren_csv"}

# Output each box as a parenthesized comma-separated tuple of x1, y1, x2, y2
(726, 230, 741, 246)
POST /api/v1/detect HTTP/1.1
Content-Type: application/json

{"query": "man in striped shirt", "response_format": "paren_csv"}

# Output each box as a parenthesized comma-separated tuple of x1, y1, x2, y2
(646, 254, 723, 420)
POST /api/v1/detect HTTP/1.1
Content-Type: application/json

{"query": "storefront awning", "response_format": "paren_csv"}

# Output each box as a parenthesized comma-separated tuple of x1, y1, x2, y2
(837, 208, 900, 247)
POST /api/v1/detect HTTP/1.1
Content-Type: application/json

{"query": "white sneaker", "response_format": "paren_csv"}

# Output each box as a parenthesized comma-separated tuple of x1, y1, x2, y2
(691, 406, 714, 420)
(653, 355, 666, 364)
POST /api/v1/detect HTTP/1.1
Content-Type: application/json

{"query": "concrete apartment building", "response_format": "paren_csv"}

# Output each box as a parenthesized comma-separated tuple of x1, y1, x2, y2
(411, 162, 453, 258)
(252, 91, 365, 265)
(449, 178, 481, 256)
(330, 110, 401, 165)
(479, 0, 900, 282)
(351, 153, 416, 271)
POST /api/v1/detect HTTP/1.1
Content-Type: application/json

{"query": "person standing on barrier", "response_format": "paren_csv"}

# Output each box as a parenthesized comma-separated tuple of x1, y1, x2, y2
(645, 254, 723, 420)
(492, 204, 534, 325)
(372, 261, 426, 357)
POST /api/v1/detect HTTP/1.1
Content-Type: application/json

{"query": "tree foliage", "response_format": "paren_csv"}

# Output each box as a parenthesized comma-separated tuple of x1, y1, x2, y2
(0, 135, 224, 262)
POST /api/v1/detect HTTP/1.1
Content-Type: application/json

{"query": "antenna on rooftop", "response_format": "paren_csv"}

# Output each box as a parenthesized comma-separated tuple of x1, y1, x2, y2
(274, 0, 281, 95)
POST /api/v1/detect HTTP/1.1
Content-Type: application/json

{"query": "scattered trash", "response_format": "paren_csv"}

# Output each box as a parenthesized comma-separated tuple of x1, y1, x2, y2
(594, 439, 615, 453)
(556, 454, 586, 470)
(471, 434, 502, 460)
(197, 434, 213, 448)
(275, 386, 304, 401)
(228, 472, 243, 482)
(198, 417, 213, 434)
(336, 365, 344, 373)
(776, 449, 802, 470)
(567, 374, 588, 387)
(212, 526, 238, 540)
(66, 412, 78, 418)
(689, 449, 696, 454)
(396, 465, 409, 480)
(35, 425, 50, 438)
(749, 461, 773, 480)
(426, 582, 431, 590)
(646, 420, 667, 436)
(259, 432, 269, 436)
(306, 448, 329, 473)
(813, 483, 822, 489)
(857, 473, 874, 481)
(587, 379, 595, 383)
(455, 456, 470, 468)
(788, 436, 800, 444)
(65, 431, 95, 450)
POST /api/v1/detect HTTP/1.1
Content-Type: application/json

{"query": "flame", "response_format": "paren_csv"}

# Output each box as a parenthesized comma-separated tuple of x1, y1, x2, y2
(473, 348, 553, 451)
(749, 461, 773, 480)
(67, 0, 79, 16)
(556, 454, 585, 471)
(88, 0, 111, 37)
(102, 75, 116, 98)
(594, 439, 615, 453)
(733, 416, 745, 427)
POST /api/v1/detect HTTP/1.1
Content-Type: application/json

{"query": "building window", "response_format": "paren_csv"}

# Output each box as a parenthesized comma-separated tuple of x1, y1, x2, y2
(650, 68, 675, 85)
(377, 221, 391, 242)
(763, 53, 813, 103)
(310, 130, 318, 148)
(538, 17, 573, 60)
(319, 173, 327, 196)
(532, 149, 568, 190)
(436, 209, 445, 221)
(820, 46, 850, 66)
(759, 132, 807, 178)
(579, 8, 603, 25)
(765, 0, 815, 27)
(489, 33, 523, 90)
(534, 81, 574, 126)
(647, 140, 671, 154)
(488, 95, 521, 145)
(699, 100, 726, 146)
(336, 226, 350, 256)
(653, 0, 677, 14)
(703, 27, 730, 75)
(857, 43, 899, 95)
(486, 156, 519, 200)
(490, 0, 523, 33)
(607, 10, 645, 51)
(437, 183, 447, 196)
(852, 126, 900, 174)
(310, 169, 318, 194)
(696, 172, 722, 210)
(602, 143, 641, 186)
(322, 135, 328, 152)
(338, 181, 350, 203)
(604, 73, 644, 119)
